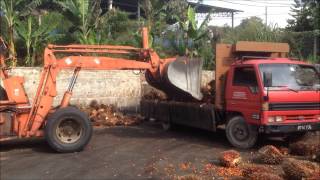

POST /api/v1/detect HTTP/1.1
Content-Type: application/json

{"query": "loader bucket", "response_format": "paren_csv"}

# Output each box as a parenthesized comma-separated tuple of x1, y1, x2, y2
(164, 57, 203, 100)
(146, 57, 203, 100)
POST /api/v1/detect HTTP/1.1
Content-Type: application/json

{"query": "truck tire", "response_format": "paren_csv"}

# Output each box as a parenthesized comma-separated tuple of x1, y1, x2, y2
(226, 116, 258, 149)
(45, 106, 93, 153)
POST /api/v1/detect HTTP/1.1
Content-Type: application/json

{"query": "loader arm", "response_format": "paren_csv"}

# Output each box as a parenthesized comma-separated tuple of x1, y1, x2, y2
(25, 36, 174, 136)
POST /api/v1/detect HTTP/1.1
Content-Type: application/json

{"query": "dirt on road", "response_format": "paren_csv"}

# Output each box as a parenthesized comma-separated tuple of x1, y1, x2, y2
(0, 122, 319, 180)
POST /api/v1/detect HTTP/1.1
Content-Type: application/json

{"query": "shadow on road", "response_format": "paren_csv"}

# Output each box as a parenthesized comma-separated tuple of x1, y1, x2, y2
(0, 121, 288, 153)
(0, 138, 55, 153)
(96, 121, 288, 151)
(96, 122, 239, 150)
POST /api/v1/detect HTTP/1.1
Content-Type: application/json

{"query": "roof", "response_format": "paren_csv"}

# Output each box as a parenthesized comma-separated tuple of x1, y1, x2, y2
(102, 0, 242, 16)
(188, 2, 242, 13)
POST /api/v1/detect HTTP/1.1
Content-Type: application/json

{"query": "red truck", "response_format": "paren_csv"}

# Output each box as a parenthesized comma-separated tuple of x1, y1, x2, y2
(141, 41, 320, 148)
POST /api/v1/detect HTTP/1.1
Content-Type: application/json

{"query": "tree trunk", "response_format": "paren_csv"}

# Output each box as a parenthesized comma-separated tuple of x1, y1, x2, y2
(8, 25, 17, 67)
(26, 43, 31, 66)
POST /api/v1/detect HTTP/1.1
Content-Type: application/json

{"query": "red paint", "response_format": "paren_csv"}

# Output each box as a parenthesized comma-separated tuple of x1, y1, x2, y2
(225, 58, 320, 126)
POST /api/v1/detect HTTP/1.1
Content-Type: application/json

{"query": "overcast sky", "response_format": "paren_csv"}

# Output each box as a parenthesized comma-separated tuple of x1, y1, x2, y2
(192, 0, 296, 28)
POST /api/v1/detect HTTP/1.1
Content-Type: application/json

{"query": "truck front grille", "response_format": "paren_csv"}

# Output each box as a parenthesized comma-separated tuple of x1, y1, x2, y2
(285, 114, 316, 121)
(269, 102, 320, 111)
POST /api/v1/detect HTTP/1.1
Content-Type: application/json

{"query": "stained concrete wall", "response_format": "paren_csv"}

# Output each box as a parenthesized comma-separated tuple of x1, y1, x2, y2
(5, 68, 214, 112)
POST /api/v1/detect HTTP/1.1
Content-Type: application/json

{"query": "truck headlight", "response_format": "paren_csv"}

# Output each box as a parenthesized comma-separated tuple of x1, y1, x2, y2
(275, 116, 283, 122)
(317, 115, 320, 120)
(268, 116, 283, 122)
(268, 116, 275, 122)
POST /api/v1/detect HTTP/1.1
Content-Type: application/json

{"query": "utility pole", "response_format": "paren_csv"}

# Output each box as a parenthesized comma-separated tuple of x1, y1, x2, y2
(231, 12, 234, 29)
(137, 0, 141, 20)
(265, 6, 268, 26)
(314, 2, 319, 62)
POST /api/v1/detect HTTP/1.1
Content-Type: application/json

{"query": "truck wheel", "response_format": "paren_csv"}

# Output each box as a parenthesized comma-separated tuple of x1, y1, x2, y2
(45, 106, 93, 153)
(226, 116, 258, 149)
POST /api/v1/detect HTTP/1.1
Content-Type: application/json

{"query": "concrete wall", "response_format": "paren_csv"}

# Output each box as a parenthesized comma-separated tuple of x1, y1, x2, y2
(5, 68, 214, 112)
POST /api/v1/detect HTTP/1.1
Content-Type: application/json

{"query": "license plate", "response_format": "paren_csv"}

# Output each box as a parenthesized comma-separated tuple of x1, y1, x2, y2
(297, 125, 312, 131)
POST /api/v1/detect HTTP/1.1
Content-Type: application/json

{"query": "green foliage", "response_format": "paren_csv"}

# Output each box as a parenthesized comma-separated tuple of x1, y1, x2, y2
(0, 0, 25, 66)
(140, 0, 189, 46)
(287, 0, 319, 31)
(54, 0, 105, 44)
(174, 6, 212, 56)
(221, 17, 282, 43)
(1, 0, 316, 67)
(16, 12, 64, 66)
(214, 14, 318, 63)
(101, 9, 141, 46)
(286, 0, 319, 62)
(161, 5, 213, 69)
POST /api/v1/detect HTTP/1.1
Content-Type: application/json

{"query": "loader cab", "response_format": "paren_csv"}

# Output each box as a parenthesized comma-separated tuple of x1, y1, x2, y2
(0, 37, 29, 104)
(1, 77, 29, 104)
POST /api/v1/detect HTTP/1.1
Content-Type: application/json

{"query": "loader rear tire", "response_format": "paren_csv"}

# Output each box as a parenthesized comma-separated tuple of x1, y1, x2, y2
(45, 106, 92, 153)
(226, 116, 258, 149)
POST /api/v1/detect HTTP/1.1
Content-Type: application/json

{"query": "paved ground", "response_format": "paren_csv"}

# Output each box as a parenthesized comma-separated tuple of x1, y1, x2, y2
(0, 122, 285, 180)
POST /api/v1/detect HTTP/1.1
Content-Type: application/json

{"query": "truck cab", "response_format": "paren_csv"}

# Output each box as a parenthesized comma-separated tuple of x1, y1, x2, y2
(226, 59, 319, 129)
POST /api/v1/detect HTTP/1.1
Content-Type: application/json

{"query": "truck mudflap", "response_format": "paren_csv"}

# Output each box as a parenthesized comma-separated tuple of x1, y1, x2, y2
(261, 122, 320, 134)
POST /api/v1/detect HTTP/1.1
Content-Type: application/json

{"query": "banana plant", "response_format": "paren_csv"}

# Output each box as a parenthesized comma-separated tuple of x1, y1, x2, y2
(175, 6, 212, 57)
(16, 13, 62, 66)
(54, 0, 105, 44)
(0, 0, 47, 66)
(0, 0, 24, 66)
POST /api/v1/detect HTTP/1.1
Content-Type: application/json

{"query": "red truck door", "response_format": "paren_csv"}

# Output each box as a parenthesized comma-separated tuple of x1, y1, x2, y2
(226, 66, 262, 124)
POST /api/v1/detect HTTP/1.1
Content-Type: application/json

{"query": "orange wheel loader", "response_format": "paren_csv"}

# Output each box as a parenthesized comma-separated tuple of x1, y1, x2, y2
(0, 29, 203, 152)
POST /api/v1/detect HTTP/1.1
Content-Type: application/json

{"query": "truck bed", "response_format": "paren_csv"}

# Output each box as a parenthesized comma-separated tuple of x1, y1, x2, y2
(140, 100, 220, 131)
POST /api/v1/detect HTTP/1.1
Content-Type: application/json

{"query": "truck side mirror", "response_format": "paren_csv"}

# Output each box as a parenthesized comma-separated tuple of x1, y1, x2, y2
(263, 72, 272, 87)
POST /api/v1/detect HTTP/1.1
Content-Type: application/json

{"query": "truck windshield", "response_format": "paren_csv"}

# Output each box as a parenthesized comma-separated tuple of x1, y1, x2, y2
(259, 64, 320, 90)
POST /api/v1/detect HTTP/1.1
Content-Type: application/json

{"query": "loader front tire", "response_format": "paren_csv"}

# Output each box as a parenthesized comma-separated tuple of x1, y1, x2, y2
(45, 106, 92, 153)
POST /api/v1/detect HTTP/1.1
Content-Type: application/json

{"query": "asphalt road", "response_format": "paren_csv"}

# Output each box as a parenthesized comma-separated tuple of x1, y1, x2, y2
(0, 122, 285, 180)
